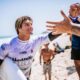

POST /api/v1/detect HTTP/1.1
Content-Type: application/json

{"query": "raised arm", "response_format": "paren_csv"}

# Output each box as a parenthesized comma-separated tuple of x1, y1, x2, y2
(50, 49, 56, 61)
(46, 10, 80, 36)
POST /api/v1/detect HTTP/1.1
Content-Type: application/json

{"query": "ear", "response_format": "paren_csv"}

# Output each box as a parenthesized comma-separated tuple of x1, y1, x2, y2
(18, 28, 22, 33)
(18, 28, 20, 32)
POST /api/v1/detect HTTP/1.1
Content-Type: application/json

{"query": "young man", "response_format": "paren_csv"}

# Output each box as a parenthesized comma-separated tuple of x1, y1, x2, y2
(69, 3, 80, 79)
(0, 16, 60, 80)
(40, 43, 55, 80)
(47, 3, 80, 79)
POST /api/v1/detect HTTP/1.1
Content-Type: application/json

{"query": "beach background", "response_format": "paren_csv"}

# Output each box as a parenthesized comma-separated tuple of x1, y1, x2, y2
(30, 34, 79, 80)
(0, 0, 80, 80)
(0, 34, 79, 80)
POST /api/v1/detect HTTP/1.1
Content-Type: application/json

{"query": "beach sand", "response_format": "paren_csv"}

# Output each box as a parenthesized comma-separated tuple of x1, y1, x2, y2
(30, 34, 79, 80)
(0, 34, 79, 80)
(30, 49, 79, 80)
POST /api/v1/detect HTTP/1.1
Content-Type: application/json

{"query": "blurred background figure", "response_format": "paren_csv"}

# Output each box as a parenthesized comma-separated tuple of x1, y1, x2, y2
(40, 43, 56, 80)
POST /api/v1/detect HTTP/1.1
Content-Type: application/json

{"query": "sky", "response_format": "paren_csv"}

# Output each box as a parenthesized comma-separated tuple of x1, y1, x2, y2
(0, 0, 80, 37)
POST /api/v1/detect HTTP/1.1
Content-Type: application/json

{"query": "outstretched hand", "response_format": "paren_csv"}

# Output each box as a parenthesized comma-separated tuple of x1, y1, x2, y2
(46, 11, 72, 34)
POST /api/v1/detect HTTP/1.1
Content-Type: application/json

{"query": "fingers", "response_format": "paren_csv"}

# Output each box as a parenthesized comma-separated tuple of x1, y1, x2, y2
(46, 25, 63, 34)
(46, 11, 68, 25)
(46, 25, 56, 33)
(46, 21, 60, 25)
(46, 25, 54, 28)
(52, 31, 62, 35)
(61, 10, 71, 22)
(46, 25, 56, 31)
(46, 11, 71, 26)
(46, 25, 63, 35)
(61, 10, 68, 20)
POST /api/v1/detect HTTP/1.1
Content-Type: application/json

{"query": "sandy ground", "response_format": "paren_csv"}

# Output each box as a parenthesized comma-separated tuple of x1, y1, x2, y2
(30, 34, 79, 80)
(30, 49, 79, 80)
(0, 34, 79, 80)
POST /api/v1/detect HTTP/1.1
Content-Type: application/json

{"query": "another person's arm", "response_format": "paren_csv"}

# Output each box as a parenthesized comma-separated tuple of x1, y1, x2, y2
(70, 22, 80, 36)
(50, 50, 56, 61)
(46, 10, 80, 36)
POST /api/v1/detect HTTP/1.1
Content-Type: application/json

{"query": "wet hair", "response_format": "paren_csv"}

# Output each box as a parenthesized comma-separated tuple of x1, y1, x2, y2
(15, 16, 33, 34)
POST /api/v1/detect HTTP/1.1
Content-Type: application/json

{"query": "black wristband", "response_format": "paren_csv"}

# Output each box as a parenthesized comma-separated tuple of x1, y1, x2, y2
(0, 59, 3, 65)
(48, 32, 61, 41)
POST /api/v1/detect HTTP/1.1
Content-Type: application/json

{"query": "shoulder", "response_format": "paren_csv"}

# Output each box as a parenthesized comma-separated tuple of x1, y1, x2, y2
(10, 37, 17, 45)
(41, 48, 45, 53)
(41, 48, 45, 51)
(1, 43, 9, 50)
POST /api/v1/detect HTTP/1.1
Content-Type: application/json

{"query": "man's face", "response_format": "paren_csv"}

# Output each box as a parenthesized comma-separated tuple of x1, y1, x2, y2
(69, 5, 79, 17)
(19, 20, 33, 35)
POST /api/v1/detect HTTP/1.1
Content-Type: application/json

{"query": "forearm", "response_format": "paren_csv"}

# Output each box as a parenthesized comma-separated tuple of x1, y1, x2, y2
(48, 32, 61, 41)
(0, 59, 3, 65)
(51, 55, 55, 61)
(70, 23, 80, 36)
(51, 57, 54, 61)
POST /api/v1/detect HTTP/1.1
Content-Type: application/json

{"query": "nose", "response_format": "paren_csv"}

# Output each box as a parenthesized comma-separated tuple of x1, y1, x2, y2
(30, 26, 33, 31)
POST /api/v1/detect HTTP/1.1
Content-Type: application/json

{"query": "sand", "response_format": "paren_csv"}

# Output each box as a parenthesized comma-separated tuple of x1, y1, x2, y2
(0, 34, 79, 80)
(30, 49, 79, 80)
(30, 34, 79, 80)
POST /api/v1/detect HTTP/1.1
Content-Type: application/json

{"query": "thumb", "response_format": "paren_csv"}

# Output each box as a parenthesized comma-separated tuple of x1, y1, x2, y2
(61, 10, 71, 22)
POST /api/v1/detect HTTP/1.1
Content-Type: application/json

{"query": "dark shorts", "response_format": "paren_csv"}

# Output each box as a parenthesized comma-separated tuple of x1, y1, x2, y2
(71, 48, 80, 60)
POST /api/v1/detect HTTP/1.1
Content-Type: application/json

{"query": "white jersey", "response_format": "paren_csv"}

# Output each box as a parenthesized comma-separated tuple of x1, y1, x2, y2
(0, 34, 50, 78)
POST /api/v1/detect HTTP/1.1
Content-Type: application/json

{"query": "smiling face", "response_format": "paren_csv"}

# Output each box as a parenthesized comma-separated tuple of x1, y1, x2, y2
(15, 16, 33, 34)
(15, 16, 33, 40)
(19, 20, 33, 36)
